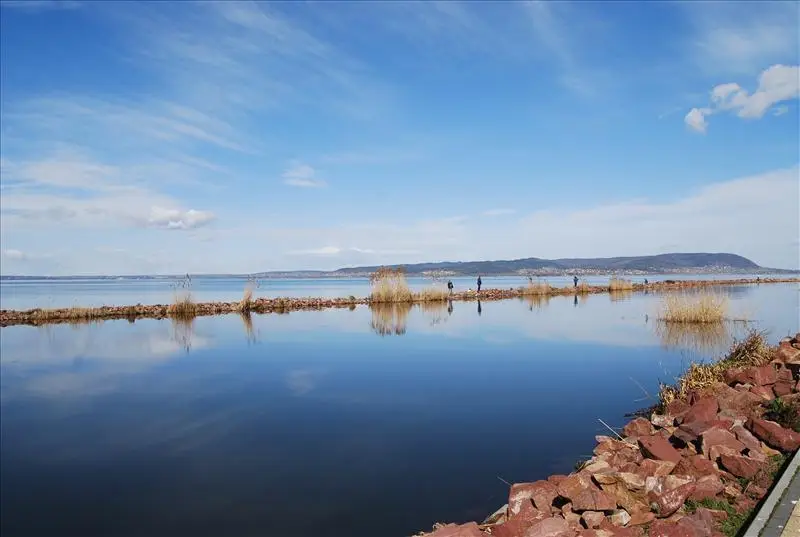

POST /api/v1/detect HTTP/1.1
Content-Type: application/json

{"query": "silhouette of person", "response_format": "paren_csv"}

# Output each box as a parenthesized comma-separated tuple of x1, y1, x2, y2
(477, 300, 482, 316)
(573, 276, 579, 288)
(447, 280, 454, 295)
(477, 275, 482, 292)
(644, 278, 648, 285)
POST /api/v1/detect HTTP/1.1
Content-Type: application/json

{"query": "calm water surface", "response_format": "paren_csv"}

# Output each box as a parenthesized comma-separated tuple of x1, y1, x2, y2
(0, 273, 789, 310)
(1, 282, 797, 537)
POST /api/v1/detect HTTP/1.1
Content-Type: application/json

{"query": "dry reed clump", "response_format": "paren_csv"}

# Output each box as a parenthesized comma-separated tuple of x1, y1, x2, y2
(369, 267, 414, 303)
(238, 282, 255, 313)
(416, 285, 450, 302)
(521, 280, 552, 295)
(575, 281, 591, 294)
(29, 306, 105, 322)
(658, 330, 772, 406)
(608, 277, 634, 291)
(659, 292, 728, 324)
(168, 290, 197, 319)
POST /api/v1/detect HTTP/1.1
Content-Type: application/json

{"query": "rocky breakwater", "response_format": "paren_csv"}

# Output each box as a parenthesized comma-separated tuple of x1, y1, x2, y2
(418, 333, 800, 537)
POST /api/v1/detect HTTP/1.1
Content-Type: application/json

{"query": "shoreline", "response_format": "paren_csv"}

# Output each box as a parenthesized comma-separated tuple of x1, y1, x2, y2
(417, 332, 800, 537)
(0, 277, 797, 328)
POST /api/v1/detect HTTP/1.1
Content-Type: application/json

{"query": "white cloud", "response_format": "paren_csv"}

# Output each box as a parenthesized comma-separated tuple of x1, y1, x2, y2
(147, 207, 215, 230)
(282, 162, 326, 188)
(686, 2, 799, 76)
(2, 249, 26, 260)
(482, 208, 516, 217)
(685, 64, 799, 132)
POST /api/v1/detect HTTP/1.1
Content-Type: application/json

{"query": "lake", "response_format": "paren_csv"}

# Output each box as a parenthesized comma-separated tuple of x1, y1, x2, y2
(0, 280, 797, 537)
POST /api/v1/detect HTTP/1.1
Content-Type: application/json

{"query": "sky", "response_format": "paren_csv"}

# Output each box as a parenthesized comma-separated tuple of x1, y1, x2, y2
(0, 0, 798, 275)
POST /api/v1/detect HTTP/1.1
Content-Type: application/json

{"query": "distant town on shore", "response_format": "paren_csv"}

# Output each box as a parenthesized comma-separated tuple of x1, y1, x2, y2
(1, 252, 797, 280)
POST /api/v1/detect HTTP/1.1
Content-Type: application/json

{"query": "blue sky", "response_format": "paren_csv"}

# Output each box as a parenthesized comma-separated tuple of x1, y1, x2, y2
(0, 0, 798, 275)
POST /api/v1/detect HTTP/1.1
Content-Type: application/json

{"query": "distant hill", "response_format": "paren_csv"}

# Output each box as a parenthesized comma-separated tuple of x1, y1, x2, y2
(321, 253, 776, 277)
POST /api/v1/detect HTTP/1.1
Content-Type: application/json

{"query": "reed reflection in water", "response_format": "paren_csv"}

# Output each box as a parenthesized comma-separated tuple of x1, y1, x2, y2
(654, 320, 733, 356)
(369, 303, 414, 336)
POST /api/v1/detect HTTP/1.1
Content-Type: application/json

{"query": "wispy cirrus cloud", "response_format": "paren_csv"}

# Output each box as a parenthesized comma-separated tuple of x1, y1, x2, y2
(281, 162, 326, 188)
(0, 0, 81, 12)
(482, 208, 516, 217)
(684, 2, 799, 77)
(685, 64, 799, 133)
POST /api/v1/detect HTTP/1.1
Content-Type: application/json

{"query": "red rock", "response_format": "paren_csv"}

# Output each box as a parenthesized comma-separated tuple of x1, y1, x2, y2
(745, 484, 767, 500)
(617, 472, 645, 493)
(581, 511, 606, 529)
(747, 418, 800, 451)
(425, 522, 485, 537)
(649, 520, 686, 537)
(700, 427, 745, 458)
(777, 367, 794, 382)
(627, 511, 655, 526)
(549, 475, 569, 486)
(606, 527, 643, 537)
(688, 475, 724, 501)
(523, 517, 575, 537)
(681, 510, 715, 537)
(652, 413, 676, 429)
(493, 501, 550, 537)
(776, 342, 800, 364)
(639, 435, 682, 464)
(708, 444, 741, 463)
(622, 418, 654, 438)
(599, 482, 649, 515)
(716, 385, 763, 414)
(683, 398, 719, 424)
(663, 475, 694, 491)
(673, 421, 714, 444)
(638, 459, 676, 478)
(773, 380, 794, 397)
(719, 453, 761, 479)
(510, 481, 560, 514)
(749, 385, 774, 401)
(734, 496, 756, 514)
(651, 483, 697, 518)
(572, 488, 617, 513)
(558, 474, 594, 502)
(730, 424, 762, 453)
(696, 507, 727, 523)
(673, 455, 717, 479)
(667, 400, 691, 417)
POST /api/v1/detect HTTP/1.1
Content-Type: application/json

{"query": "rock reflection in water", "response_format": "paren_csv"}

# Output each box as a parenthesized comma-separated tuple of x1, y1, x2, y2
(655, 321, 732, 356)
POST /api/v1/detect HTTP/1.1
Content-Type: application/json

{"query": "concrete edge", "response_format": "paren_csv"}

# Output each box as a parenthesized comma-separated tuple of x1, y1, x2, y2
(742, 448, 800, 537)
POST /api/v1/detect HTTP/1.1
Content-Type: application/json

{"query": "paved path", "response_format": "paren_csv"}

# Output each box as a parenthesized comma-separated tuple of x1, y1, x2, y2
(781, 499, 799, 537)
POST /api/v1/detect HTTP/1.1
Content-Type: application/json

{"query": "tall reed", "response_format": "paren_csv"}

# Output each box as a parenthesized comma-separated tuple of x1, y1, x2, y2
(369, 267, 414, 303)
(659, 292, 728, 324)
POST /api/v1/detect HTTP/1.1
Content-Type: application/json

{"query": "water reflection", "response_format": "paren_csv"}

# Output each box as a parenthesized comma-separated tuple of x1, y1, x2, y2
(522, 294, 552, 311)
(654, 321, 732, 356)
(369, 303, 413, 336)
(419, 302, 450, 327)
(240, 312, 258, 344)
(171, 317, 195, 353)
(609, 290, 633, 302)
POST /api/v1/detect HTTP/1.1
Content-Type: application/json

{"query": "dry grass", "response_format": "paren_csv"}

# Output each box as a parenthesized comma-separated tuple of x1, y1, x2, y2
(167, 290, 197, 319)
(369, 267, 414, 303)
(28, 306, 105, 322)
(575, 281, 591, 294)
(521, 280, 552, 295)
(659, 292, 728, 324)
(238, 282, 255, 313)
(416, 285, 450, 302)
(370, 302, 412, 336)
(608, 277, 634, 291)
(659, 330, 773, 406)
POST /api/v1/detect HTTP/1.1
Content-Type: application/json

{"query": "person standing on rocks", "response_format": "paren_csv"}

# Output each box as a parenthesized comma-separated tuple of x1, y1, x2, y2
(477, 275, 482, 293)
(573, 275, 579, 288)
(447, 280, 454, 295)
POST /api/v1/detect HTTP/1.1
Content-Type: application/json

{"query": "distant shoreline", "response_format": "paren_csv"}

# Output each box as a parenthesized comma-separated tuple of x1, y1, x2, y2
(1, 277, 797, 328)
